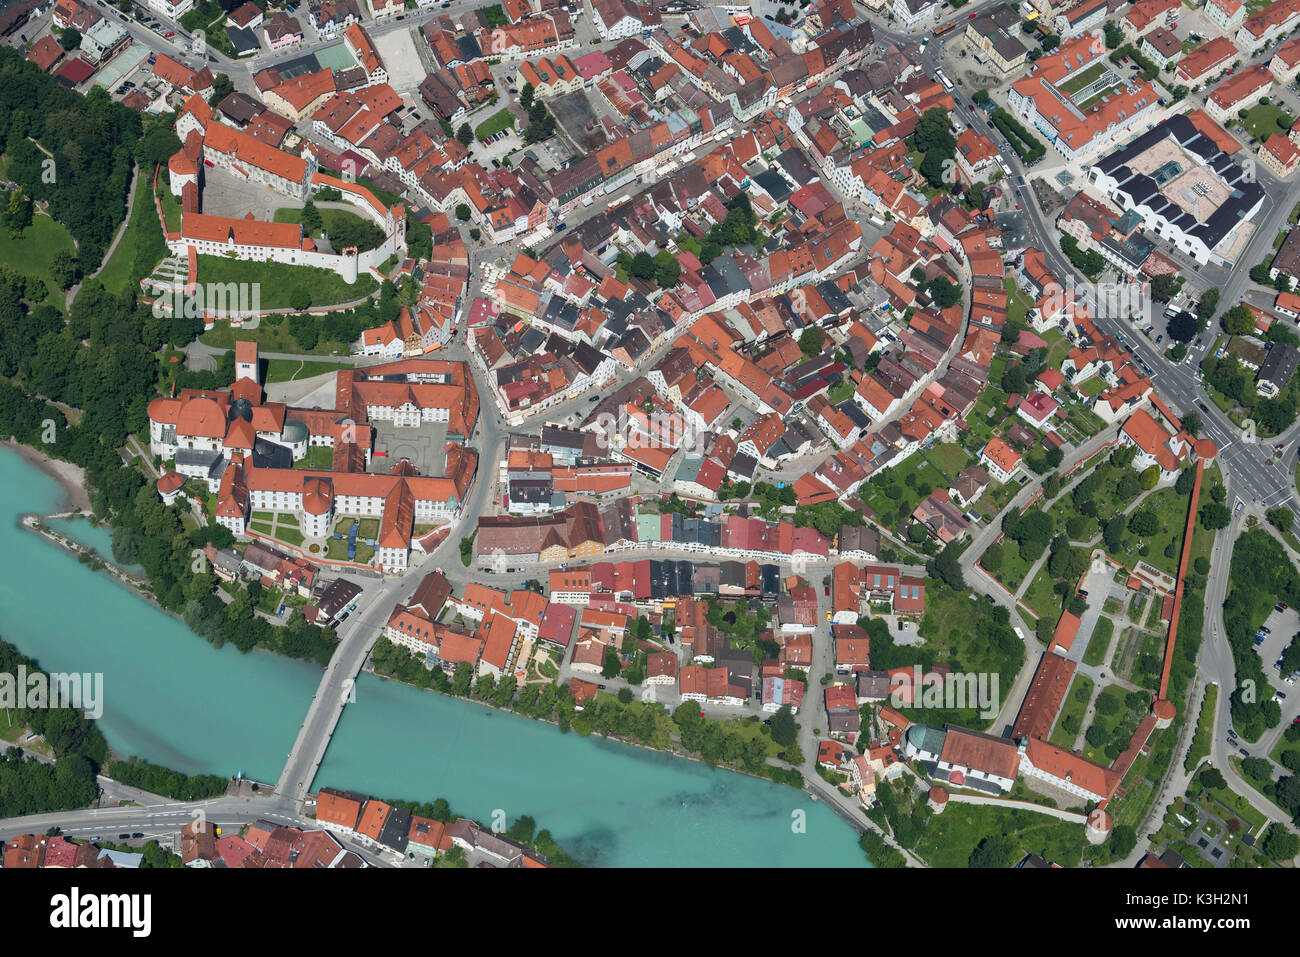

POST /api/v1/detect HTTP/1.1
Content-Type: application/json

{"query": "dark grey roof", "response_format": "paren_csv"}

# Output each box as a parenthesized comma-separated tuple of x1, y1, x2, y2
(1092, 114, 1264, 255)
(1259, 343, 1300, 388)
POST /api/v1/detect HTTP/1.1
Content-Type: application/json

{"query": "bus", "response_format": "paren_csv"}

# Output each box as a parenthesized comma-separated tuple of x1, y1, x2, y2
(934, 20, 957, 37)
(937, 70, 953, 90)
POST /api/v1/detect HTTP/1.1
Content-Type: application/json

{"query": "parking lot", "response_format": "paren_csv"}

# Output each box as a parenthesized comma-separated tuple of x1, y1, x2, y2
(1254, 604, 1300, 694)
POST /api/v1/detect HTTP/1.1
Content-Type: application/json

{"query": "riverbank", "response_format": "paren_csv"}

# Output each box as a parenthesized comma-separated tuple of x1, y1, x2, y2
(364, 658, 810, 791)
(3, 439, 91, 512)
(22, 514, 152, 597)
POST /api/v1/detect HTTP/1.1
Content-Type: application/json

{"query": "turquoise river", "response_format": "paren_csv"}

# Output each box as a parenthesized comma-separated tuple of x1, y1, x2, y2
(0, 446, 867, 866)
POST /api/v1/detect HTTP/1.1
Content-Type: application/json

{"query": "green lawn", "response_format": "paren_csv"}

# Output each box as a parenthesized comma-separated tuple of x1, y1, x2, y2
(913, 802, 1086, 868)
(1058, 61, 1110, 97)
(1105, 486, 1190, 577)
(827, 380, 855, 405)
(474, 108, 517, 140)
(984, 539, 1035, 593)
(96, 165, 167, 295)
(1022, 567, 1063, 622)
(1048, 673, 1094, 749)
(296, 445, 336, 470)
(1004, 276, 1034, 327)
(1082, 615, 1114, 667)
(158, 184, 182, 233)
(195, 255, 377, 311)
(201, 318, 354, 357)
(1242, 102, 1294, 143)
(265, 358, 344, 383)
(0, 213, 76, 299)
(277, 526, 304, 547)
(857, 456, 949, 529)
(900, 582, 1026, 730)
(922, 441, 974, 483)
(1082, 685, 1128, 763)
(1185, 684, 1218, 773)
(273, 205, 381, 250)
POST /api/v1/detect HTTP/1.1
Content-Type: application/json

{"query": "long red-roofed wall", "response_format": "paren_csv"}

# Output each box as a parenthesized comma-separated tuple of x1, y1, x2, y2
(1159, 459, 1203, 700)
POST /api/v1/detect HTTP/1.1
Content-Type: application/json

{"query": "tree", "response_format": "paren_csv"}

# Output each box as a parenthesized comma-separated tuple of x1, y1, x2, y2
(290, 287, 313, 312)
(654, 255, 681, 288)
(799, 326, 826, 357)
(208, 73, 234, 107)
(1103, 515, 1125, 552)
(519, 82, 535, 110)
(969, 835, 1012, 868)
(1181, 411, 1202, 438)
(1110, 824, 1138, 859)
(1167, 309, 1197, 342)
(1199, 502, 1232, 530)
(1262, 823, 1300, 861)
(4, 190, 32, 239)
(58, 28, 81, 50)
(929, 541, 965, 589)
(982, 542, 1003, 571)
(456, 123, 473, 146)
(454, 203, 471, 221)
(769, 705, 798, 748)
(1129, 510, 1159, 536)
(1222, 303, 1255, 335)
(1150, 273, 1181, 302)
(629, 251, 656, 281)
(1104, 21, 1124, 48)
(1267, 506, 1294, 533)
(601, 647, 621, 679)
(1199, 766, 1226, 791)
(1175, 468, 1196, 496)
(49, 250, 78, 290)
(1197, 288, 1221, 328)
(926, 276, 962, 308)
(300, 200, 322, 237)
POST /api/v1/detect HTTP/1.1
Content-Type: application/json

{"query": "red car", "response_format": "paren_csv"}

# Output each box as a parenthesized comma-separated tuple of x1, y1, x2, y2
(164, 30, 174, 37)
(967, 11, 976, 17)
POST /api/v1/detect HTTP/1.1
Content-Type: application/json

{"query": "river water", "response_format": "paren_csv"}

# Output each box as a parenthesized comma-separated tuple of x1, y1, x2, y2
(0, 447, 867, 866)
